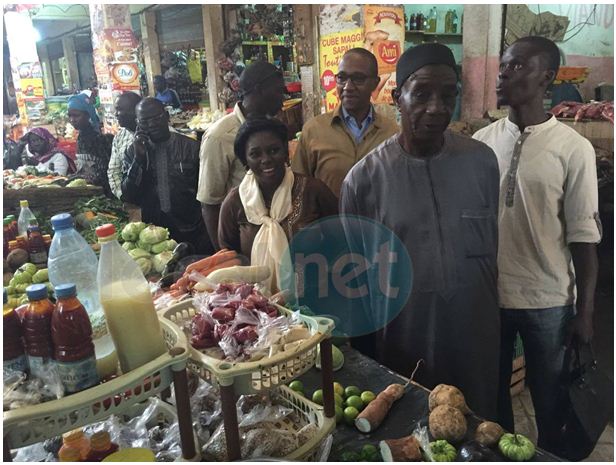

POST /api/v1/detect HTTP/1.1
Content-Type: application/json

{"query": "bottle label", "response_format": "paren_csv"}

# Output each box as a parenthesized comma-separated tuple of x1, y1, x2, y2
(4, 355, 28, 374)
(56, 356, 99, 393)
(28, 355, 53, 379)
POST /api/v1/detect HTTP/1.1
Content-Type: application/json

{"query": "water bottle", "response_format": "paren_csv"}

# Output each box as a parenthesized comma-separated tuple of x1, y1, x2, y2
(48, 213, 118, 379)
(17, 200, 37, 238)
(48, 213, 100, 316)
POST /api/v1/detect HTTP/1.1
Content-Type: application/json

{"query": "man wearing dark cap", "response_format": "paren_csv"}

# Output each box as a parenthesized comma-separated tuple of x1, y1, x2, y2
(474, 37, 600, 454)
(292, 48, 398, 198)
(121, 97, 213, 254)
(197, 61, 286, 249)
(340, 43, 501, 420)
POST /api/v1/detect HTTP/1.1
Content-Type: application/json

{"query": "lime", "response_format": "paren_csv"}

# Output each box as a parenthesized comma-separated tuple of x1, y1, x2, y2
(335, 405, 344, 423)
(345, 385, 361, 398)
(343, 406, 359, 425)
(346, 395, 364, 411)
(360, 444, 379, 461)
(333, 382, 345, 398)
(312, 389, 324, 405)
(334, 393, 345, 406)
(361, 390, 376, 404)
(289, 380, 304, 392)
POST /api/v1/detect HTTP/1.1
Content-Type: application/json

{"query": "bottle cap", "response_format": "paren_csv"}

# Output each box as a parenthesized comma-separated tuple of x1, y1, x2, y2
(51, 213, 74, 231)
(26, 284, 48, 301)
(58, 446, 81, 462)
(90, 431, 111, 450)
(19, 200, 29, 208)
(55, 283, 77, 299)
(63, 428, 85, 442)
(8, 240, 18, 248)
(95, 223, 116, 239)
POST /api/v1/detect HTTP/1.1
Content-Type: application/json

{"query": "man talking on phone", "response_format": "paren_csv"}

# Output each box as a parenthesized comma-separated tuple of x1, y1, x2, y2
(121, 97, 213, 254)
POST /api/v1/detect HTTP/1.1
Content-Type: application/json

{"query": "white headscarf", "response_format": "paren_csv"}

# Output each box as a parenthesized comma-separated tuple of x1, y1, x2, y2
(239, 167, 295, 292)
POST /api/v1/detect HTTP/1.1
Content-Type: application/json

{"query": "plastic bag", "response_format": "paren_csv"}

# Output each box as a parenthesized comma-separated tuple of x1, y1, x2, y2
(413, 425, 433, 462)
(3, 365, 64, 410)
(13, 443, 54, 462)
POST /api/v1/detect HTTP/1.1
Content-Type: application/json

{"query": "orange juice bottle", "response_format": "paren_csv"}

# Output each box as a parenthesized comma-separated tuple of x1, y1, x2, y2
(3, 289, 27, 374)
(51, 283, 99, 393)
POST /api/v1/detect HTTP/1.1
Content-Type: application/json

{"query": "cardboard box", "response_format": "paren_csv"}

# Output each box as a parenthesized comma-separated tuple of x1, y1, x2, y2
(559, 118, 614, 153)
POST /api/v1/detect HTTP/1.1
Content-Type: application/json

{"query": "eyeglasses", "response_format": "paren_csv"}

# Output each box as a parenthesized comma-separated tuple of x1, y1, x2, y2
(136, 112, 166, 127)
(335, 72, 376, 86)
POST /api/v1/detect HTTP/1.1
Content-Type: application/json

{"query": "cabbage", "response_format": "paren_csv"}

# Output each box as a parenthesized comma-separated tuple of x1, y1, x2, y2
(138, 225, 169, 245)
(151, 239, 176, 255)
(32, 269, 48, 284)
(6, 285, 16, 295)
(121, 222, 147, 242)
(135, 257, 153, 276)
(122, 241, 137, 251)
(165, 239, 178, 252)
(66, 178, 87, 187)
(128, 248, 151, 260)
(152, 251, 174, 273)
(136, 239, 152, 253)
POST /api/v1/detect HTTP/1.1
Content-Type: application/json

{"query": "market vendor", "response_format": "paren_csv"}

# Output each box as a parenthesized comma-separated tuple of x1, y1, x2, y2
(153, 75, 181, 109)
(340, 43, 501, 420)
(121, 97, 213, 254)
(108, 91, 142, 199)
(198, 61, 287, 249)
(218, 118, 338, 291)
(9, 127, 76, 175)
(473, 36, 601, 454)
(291, 48, 399, 197)
(68, 94, 114, 196)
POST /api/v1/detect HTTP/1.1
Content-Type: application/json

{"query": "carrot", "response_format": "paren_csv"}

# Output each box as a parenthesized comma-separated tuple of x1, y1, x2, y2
(167, 289, 185, 298)
(185, 249, 236, 274)
(355, 384, 406, 433)
(174, 276, 189, 290)
(202, 257, 242, 277)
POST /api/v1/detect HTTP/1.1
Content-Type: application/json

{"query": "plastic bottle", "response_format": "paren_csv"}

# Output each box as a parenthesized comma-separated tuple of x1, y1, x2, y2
(429, 7, 437, 33)
(86, 431, 119, 461)
(445, 10, 452, 33)
(59, 429, 90, 461)
(17, 200, 37, 238)
(51, 283, 99, 394)
(47, 213, 118, 379)
(97, 224, 166, 373)
(409, 13, 416, 31)
(3, 219, 10, 257)
(451, 10, 459, 34)
(416, 13, 424, 31)
(22, 284, 55, 378)
(27, 220, 48, 269)
(3, 289, 28, 374)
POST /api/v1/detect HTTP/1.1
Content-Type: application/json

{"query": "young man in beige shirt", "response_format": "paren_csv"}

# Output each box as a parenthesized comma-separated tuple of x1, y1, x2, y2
(292, 48, 398, 197)
(474, 36, 601, 455)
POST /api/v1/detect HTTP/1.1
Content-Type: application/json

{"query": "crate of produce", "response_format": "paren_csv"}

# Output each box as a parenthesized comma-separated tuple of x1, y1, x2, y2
(3, 186, 103, 219)
(159, 297, 335, 395)
(3, 319, 196, 460)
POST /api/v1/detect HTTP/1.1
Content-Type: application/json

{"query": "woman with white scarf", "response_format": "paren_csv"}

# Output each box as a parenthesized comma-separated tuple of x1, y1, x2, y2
(218, 119, 338, 292)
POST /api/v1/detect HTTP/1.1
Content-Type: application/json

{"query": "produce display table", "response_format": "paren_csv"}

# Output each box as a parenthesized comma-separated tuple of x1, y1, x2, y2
(3, 186, 103, 218)
(299, 345, 562, 462)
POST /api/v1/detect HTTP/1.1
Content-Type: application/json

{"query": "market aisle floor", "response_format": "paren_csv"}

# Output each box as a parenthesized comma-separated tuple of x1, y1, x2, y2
(512, 290, 614, 461)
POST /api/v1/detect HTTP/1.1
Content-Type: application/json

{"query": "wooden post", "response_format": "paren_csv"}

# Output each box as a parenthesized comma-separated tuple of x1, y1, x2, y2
(62, 36, 80, 90)
(220, 383, 241, 461)
(140, 11, 162, 97)
(319, 338, 336, 418)
(36, 42, 55, 96)
(202, 4, 225, 111)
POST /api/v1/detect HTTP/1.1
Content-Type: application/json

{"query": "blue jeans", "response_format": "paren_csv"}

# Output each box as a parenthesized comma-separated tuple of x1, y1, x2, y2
(498, 305, 575, 454)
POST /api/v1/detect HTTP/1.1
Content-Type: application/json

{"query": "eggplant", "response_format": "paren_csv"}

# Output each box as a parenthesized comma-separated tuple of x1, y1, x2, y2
(455, 441, 501, 462)
(161, 242, 195, 275)
(158, 271, 183, 289)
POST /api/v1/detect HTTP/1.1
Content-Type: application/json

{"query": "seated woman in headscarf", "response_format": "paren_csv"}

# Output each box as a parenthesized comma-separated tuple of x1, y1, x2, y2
(10, 127, 76, 175)
(218, 118, 338, 292)
(68, 93, 114, 196)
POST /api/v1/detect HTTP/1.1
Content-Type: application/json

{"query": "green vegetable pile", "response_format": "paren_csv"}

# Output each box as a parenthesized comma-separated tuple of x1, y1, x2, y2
(120, 222, 177, 276)
(73, 196, 128, 245)
(6, 263, 52, 307)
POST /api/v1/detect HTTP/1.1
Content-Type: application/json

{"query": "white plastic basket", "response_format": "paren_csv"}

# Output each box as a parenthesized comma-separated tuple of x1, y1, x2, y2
(3, 319, 194, 456)
(159, 299, 334, 394)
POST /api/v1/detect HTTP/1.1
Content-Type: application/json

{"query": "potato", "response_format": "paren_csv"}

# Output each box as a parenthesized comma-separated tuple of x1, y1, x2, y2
(429, 384, 471, 414)
(475, 421, 505, 447)
(429, 405, 467, 443)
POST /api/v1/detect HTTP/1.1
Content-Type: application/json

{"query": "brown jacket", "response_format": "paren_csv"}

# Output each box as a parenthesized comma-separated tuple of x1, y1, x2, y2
(291, 105, 399, 197)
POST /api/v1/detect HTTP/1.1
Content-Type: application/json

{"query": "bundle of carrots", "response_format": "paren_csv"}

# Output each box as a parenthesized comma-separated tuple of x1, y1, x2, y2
(168, 249, 241, 295)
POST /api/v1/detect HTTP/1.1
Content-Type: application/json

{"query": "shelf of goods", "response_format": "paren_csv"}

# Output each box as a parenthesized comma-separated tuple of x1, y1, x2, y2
(159, 299, 337, 461)
(3, 319, 199, 462)
(3, 186, 103, 219)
